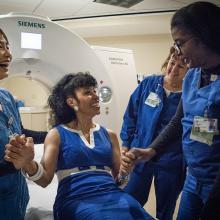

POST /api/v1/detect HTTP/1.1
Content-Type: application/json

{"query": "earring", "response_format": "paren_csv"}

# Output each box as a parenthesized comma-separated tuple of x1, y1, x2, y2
(73, 106, 79, 111)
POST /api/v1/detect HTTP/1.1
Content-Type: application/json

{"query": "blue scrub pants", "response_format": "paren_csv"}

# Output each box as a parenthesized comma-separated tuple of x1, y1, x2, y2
(177, 173, 213, 220)
(0, 190, 27, 220)
(124, 162, 185, 220)
(0, 174, 29, 220)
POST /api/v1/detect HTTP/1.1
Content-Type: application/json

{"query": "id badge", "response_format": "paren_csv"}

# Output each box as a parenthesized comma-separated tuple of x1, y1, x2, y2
(190, 116, 219, 145)
(210, 74, 218, 82)
(145, 92, 161, 107)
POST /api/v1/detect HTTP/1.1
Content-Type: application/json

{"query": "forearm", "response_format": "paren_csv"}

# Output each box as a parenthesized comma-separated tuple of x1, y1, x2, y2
(0, 160, 17, 176)
(21, 126, 47, 144)
(22, 161, 51, 188)
(149, 99, 183, 154)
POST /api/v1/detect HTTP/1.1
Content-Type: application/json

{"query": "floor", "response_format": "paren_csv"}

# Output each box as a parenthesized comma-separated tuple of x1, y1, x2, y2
(143, 181, 181, 220)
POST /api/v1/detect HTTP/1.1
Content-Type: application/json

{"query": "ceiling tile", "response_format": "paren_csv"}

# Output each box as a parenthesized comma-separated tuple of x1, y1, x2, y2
(34, 0, 91, 19)
(0, 0, 42, 15)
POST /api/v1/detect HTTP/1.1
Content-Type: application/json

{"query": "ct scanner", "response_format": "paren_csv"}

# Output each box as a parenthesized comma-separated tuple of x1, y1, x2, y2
(0, 13, 137, 217)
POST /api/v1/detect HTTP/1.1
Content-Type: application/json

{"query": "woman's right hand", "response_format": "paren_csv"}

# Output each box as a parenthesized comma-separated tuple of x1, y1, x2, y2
(4, 134, 35, 170)
(127, 147, 157, 163)
(120, 147, 136, 176)
(120, 147, 156, 176)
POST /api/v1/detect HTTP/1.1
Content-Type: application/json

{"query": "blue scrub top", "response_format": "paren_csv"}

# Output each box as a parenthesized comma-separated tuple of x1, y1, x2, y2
(182, 68, 220, 184)
(120, 75, 183, 168)
(0, 88, 29, 220)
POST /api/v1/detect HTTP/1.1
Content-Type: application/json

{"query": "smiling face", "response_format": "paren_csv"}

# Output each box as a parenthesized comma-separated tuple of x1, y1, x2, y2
(171, 27, 209, 69)
(74, 86, 100, 117)
(0, 31, 12, 80)
(165, 53, 188, 85)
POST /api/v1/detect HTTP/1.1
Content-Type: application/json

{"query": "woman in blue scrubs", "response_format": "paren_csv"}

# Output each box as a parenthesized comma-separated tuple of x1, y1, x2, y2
(120, 47, 188, 220)
(121, 2, 220, 220)
(0, 28, 47, 219)
(0, 28, 29, 220)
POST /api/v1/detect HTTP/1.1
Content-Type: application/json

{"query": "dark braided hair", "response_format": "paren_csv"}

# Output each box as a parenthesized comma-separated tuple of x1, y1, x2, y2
(171, 1, 220, 55)
(48, 72, 97, 126)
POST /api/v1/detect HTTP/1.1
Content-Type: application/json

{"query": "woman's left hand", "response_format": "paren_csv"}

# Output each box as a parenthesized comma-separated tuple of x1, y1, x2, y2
(120, 150, 136, 176)
(4, 135, 35, 169)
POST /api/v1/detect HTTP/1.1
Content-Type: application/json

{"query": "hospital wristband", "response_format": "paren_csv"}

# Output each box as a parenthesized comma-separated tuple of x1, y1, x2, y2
(21, 161, 44, 181)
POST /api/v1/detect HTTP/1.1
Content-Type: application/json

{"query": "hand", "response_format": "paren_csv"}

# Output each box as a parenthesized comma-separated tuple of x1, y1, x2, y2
(4, 135, 35, 170)
(121, 146, 129, 156)
(127, 147, 156, 163)
(120, 148, 136, 176)
(119, 146, 130, 176)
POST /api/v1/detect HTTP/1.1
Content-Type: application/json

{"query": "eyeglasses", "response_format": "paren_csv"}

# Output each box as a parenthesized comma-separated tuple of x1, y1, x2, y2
(173, 42, 181, 55)
(173, 37, 195, 55)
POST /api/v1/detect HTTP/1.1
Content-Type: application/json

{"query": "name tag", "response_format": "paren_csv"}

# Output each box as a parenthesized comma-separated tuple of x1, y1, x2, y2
(190, 116, 219, 145)
(210, 74, 218, 82)
(145, 92, 161, 107)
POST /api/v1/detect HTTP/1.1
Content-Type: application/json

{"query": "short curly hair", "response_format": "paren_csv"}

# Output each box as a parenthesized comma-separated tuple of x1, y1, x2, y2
(48, 72, 97, 126)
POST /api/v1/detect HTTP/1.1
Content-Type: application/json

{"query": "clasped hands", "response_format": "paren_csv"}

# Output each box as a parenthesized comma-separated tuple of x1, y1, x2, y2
(4, 134, 35, 170)
(120, 147, 156, 176)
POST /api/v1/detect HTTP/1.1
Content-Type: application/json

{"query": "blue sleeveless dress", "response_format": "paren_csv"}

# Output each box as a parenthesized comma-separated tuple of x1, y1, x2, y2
(53, 124, 153, 220)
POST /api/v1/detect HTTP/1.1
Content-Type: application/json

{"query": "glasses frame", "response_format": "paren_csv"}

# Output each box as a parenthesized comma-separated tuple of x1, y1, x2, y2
(173, 42, 181, 54)
(173, 37, 195, 55)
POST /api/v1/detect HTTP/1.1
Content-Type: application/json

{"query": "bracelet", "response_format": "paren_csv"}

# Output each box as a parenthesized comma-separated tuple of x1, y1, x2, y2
(21, 161, 44, 181)
(116, 174, 129, 188)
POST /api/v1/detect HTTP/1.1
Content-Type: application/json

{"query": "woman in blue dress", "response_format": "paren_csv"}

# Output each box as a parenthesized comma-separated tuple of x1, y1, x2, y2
(6, 72, 154, 220)
(120, 47, 188, 220)
(121, 2, 220, 220)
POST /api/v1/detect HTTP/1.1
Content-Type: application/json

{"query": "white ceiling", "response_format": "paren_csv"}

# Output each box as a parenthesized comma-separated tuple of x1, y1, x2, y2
(0, 0, 219, 37)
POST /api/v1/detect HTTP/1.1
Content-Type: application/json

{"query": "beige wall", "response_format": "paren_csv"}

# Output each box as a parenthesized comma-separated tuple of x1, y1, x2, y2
(0, 77, 49, 107)
(85, 34, 173, 75)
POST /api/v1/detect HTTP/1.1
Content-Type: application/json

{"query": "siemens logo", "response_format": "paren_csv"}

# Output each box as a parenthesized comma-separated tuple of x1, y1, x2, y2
(18, 21, 46, 29)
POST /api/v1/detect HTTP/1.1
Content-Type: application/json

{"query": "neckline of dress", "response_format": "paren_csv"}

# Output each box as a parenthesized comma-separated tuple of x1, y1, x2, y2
(61, 123, 100, 133)
(61, 124, 100, 149)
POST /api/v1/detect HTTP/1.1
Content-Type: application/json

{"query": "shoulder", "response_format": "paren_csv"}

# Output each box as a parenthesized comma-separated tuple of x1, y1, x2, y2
(99, 126, 117, 142)
(184, 68, 199, 80)
(140, 74, 163, 86)
(98, 125, 111, 138)
(183, 68, 200, 87)
(0, 88, 14, 100)
(54, 124, 63, 133)
(143, 74, 163, 81)
(135, 74, 163, 95)
(106, 129, 117, 140)
(106, 129, 119, 147)
(0, 88, 10, 93)
(45, 127, 61, 144)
